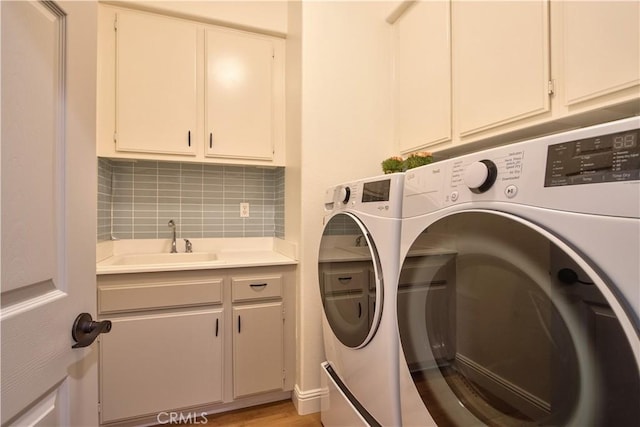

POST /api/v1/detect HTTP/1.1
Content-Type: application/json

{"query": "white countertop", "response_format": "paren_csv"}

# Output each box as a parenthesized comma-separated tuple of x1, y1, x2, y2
(97, 238, 298, 275)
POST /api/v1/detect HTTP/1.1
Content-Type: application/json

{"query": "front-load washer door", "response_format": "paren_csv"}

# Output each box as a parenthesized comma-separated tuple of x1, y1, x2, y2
(319, 212, 383, 349)
(398, 211, 639, 426)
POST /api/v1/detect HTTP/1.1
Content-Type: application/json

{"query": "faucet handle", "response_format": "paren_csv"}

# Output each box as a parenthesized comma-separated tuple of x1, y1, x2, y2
(184, 239, 193, 253)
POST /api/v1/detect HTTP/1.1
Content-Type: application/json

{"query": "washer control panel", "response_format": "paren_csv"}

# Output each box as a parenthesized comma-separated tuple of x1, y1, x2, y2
(403, 117, 640, 219)
(324, 173, 404, 218)
(544, 128, 639, 186)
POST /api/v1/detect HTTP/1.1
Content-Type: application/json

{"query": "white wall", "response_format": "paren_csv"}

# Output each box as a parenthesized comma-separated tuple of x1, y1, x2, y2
(293, 0, 397, 414)
(285, 0, 303, 402)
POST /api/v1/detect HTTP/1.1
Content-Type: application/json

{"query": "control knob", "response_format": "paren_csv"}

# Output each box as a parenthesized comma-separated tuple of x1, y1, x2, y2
(463, 160, 498, 193)
(338, 186, 351, 204)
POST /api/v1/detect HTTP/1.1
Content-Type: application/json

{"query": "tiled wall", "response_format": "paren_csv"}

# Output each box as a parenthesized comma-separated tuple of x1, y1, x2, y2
(98, 158, 113, 241)
(97, 159, 285, 241)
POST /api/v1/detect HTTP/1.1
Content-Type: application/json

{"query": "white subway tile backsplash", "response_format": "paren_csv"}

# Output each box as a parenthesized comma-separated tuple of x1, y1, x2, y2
(97, 158, 285, 241)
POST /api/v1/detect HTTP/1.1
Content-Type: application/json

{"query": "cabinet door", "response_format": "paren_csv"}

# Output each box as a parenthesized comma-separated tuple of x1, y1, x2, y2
(562, 1, 640, 106)
(99, 309, 223, 423)
(233, 302, 283, 398)
(115, 11, 198, 155)
(205, 28, 274, 160)
(453, 0, 550, 137)
(395, 0, 451, 153)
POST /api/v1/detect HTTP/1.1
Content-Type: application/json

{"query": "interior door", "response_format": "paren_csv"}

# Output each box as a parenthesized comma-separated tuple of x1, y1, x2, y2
(1, 1, 98, 425)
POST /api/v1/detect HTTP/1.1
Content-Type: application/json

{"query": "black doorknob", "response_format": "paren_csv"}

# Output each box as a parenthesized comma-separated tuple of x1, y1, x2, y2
(71, 312, 112, 349)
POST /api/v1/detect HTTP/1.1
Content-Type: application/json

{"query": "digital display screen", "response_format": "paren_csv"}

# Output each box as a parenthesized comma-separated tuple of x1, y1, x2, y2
(544, 129, 640, 187)
(362, 179, 391, 202)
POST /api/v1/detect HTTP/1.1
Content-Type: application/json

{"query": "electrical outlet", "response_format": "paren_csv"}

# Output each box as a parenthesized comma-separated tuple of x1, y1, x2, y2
(240, 203, 250, 218)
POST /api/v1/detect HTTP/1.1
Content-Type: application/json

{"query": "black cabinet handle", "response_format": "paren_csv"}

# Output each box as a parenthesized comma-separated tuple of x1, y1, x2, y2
(358, 302, 362, 318)
(215, 318, 219, 337)
(338, 277, 352, 283)
(250, 283, 268, 289)
(238, 315, 241, 333)
(188, 130, 191, 147)
(71, 313, 112, 349)
(209, 132, 213, 149)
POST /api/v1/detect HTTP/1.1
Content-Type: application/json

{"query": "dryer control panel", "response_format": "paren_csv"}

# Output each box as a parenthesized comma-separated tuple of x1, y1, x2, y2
(403, 116, 640, 219)
(544, 128, 640, 187)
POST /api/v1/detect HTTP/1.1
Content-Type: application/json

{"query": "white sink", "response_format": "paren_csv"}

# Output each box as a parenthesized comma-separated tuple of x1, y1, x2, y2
(105, 252, 223, 266)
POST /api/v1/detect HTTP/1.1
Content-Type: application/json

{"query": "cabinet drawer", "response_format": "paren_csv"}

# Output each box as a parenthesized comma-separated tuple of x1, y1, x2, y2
(232, 275, 282, 302)
(99, 279, 223, 313)
(322, 269, 368, 294)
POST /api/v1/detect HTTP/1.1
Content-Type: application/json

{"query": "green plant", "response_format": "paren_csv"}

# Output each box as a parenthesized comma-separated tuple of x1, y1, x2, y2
(381, 156, 404, 174)
(403, 152, 433, 170)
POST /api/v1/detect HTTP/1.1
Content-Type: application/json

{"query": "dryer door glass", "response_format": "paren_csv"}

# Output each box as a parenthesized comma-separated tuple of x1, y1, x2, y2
(398, 211, 639, 426)
(319, 213, 383, 348)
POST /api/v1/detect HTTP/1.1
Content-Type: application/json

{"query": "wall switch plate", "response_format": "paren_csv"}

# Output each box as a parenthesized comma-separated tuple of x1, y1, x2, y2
(240, 203, 250, 218)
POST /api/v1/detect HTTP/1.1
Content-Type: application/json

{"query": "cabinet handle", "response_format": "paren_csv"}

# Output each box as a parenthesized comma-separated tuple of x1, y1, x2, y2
(238, 315, 241, 333)
(250, 283, 268, 289)
(338, 276, 352, 283)
(188, 130, 191, 147)
(209, 132, 213, 149)
(215, 318, 219, 337)
(358, 302, 362, 318)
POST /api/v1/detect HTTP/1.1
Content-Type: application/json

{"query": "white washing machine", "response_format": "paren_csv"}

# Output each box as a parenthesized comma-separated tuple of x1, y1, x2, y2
(398, 117, 640, 426)
(318, 173, 404, 427)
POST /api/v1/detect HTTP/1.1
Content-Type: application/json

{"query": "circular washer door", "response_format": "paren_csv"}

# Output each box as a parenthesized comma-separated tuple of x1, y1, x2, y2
(398, 211, 639, 426)
(318, 212, 383, 349)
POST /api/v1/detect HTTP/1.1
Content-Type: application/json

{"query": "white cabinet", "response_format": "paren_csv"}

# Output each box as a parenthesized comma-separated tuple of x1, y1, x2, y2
(206, 28, 275, 161)
(453, 0, 550, 137)
(100, 309, 223, 423)
(560, 1, 640, 107)
(394, 0, 451, 153)
(97, 277, 224, 424)
(231, 275, 284, 398)
(97, 5, 285, 166)
(392, 0, 639, 153)
(97, 265, 295, 424)
(233, 303, 284, 397)
(115, 11, 198, 156)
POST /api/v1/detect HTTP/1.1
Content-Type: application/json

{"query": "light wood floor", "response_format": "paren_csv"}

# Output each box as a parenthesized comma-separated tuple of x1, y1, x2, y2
(156, 400, 322, 427)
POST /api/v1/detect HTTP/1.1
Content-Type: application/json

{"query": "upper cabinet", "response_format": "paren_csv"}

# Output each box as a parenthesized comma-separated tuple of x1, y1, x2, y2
(392, 0, 639, 153)
(115, 12, 198, 156)
(453, 0, 550, 137)
(561, 1, 640, 108)
(394, 1, 451, 154)
(205, 28, 275, 161)
(97, 6, 285, 166)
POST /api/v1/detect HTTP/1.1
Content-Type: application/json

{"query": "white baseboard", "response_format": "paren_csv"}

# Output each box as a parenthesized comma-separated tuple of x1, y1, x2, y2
(292, 384, 324, 416)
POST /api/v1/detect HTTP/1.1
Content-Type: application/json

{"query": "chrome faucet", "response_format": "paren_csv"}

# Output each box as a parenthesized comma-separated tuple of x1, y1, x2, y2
(168, 220, 177, 253)
(184, 239, 192, 253)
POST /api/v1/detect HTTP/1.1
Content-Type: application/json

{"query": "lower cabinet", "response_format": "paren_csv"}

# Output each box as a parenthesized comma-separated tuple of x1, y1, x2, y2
(97, 265, 295, 425)
(233, 302, 283, 398)
(100, 309, 224, 423)
(231, 274, 285, 398)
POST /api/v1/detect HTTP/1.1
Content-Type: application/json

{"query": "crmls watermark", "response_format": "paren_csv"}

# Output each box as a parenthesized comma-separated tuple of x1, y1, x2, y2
(156, 411, 208, 425)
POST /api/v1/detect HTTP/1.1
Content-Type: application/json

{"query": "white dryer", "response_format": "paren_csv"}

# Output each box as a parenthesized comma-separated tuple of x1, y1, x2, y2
(318, 174, 404, 427)
(398, 117, 640, 426)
